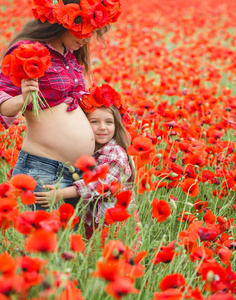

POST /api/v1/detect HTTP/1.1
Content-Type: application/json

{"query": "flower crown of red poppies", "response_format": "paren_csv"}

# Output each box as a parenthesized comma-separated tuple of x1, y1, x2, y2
(79, 84, 128, 116)
(32, 0, 122, 39)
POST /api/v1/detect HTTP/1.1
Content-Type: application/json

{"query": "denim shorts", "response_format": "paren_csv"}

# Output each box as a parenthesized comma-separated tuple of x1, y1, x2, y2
(12, 150, 83, 211)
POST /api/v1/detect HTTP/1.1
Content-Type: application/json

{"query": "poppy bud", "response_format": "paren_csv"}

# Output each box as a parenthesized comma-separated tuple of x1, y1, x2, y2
(206, 270, 214, 282)
(178, 244, 185, 252)
(151, 174, 156, 181)
(65, 268, 71, 273)
(170, 172, 178, 177)
(78, 252, 84, 260)
(61, 251, 75, 260)
(146, 183, 150, 190)
(157, 136, 162, 141)
(169, 199, 177, 210)
(72, 172, 80, 181)
(156, 153, 162, 158)
(69, 165, 75, 173)
(162, 238, 167, 245)
(224, 217, 227, 223)
(60, 274, 68, 284)
(181, 211, 192, 215)
(185, 202, 194, 207)
(137, 222, 143, 230)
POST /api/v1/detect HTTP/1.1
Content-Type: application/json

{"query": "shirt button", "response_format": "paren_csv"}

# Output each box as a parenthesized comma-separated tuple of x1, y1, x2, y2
(74, 78, 78, 83)
(66, 65, 70, 69)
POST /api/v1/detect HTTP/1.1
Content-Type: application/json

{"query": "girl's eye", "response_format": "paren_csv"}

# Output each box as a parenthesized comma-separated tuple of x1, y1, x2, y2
(107, 121, 114, 124)
(90, 121, 98, 124)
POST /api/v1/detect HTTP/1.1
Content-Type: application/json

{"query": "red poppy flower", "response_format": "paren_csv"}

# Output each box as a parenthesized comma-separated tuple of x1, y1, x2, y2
(200, 170, 216, 183)
(183, 154, 205, 168)
(218, 248, 232, 265)
(179, 178, 199, 197)
(32, 0, 55, 23)
(17, 256, 47, 288)
(105, 277, 139, 300)
(193, 199, 208, 213)
(0, 197, 19, 231)
(96, 84, 122, 108)
(159, 273, 186, 291)
(152, 199, 172, 222)
(58, 203, 74, 222)
(161, 121, 181, 133)
(178, 211, 197, 224)
(115, 191, 132, 209)
(197, 226, 220, 241)
(153, 288, 183, 300)
(0, 183, 10, 197)
(198, 262, 228, 293)
(58, 287, 84, 300)
(189, 246, 214, 263)
(70, 234, 85, 253)
(55, 2, 91, 34)
(87, 3, 108, 28)
(184, 165, 198, 179)
(105, 206, 131, 225)
(1, 55, 13, 77)
(103, 0, 122, 23)
(58, 203, 79, 228)
(97, 180, 124, 195)
(135, 166, 155, 194)
(23, 57, 47, 78)
(207, 293, 236, 300)
(127, 136, 156, 164)
(204, 210, 216, 225)
(91, 260, 122, 281)
(83, 164, 109, 185)
(0, 252, 15, 277)
(152, 248, 177, 264)
(103, 240, 127, 261)
(10, 174, 36, 191)
(25, 229, 57, 253)
(74, 155, 96, 172)
(178, 221, 204, 251)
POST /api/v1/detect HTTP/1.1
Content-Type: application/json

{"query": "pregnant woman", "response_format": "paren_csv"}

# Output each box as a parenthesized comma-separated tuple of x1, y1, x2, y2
(0, 0, 122, 209)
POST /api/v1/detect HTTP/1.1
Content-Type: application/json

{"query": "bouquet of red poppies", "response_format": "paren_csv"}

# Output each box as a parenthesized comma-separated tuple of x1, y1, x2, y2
(1, 42, 51, 118)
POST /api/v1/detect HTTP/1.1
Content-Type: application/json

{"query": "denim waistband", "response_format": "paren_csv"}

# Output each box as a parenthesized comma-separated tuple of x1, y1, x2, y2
(17, 150, 82, 178)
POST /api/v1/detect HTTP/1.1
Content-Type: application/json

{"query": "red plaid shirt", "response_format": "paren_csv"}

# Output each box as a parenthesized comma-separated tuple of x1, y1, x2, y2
(0, 40, 87, 129)
(74, 139, 134, 225)
(74, 139, 132, 199)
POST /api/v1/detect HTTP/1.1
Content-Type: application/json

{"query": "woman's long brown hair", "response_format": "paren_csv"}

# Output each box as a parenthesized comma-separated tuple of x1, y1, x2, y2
(0, 0, 110, 79)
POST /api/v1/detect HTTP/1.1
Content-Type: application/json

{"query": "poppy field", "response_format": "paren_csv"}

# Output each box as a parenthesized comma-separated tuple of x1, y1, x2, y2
(0, 0, 236, 299)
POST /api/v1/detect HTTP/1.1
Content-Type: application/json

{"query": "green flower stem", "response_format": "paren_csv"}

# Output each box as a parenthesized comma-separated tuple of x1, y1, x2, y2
(21, 91, 52, 121)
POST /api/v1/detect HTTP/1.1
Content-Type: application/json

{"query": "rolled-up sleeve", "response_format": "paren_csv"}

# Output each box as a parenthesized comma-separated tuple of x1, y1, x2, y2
(0, 91, 19, 129)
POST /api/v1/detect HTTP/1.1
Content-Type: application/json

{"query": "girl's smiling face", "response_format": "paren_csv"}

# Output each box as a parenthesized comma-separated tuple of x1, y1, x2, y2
(87, 107, 115, 150)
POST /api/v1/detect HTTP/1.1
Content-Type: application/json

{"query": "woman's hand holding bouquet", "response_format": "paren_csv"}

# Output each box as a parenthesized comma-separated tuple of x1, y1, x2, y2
(2, 42, 51, 119)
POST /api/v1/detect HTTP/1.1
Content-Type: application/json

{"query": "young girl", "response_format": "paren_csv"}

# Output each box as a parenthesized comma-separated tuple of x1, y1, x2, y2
(35, 88, 137, 238)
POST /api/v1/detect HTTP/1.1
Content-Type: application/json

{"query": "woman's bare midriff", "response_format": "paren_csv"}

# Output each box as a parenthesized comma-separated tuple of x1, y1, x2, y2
(23, 103, 95, 164)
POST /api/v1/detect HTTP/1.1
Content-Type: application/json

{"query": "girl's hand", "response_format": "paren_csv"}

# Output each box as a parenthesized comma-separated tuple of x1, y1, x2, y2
(21, 78, 39, 105)
(34, 185, 62, 208)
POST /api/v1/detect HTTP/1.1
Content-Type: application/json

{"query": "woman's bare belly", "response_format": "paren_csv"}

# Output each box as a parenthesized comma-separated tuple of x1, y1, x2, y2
(23, 103, 95, 164)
